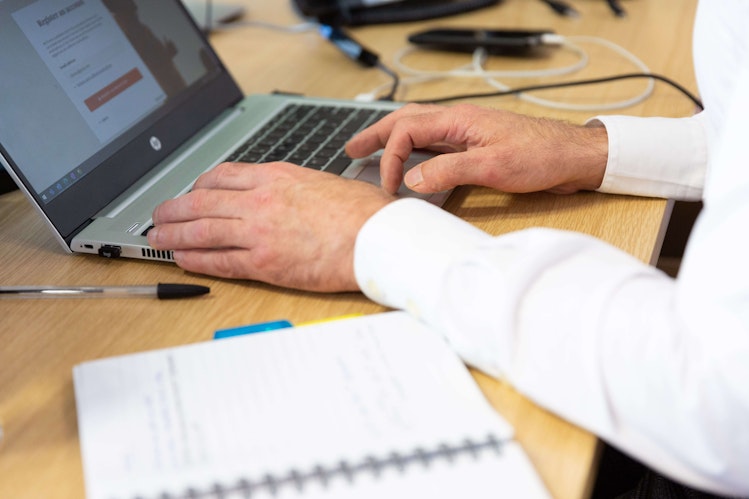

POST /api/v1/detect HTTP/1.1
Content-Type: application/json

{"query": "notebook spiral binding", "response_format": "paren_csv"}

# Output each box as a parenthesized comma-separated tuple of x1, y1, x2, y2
(148, 433, 506, 499)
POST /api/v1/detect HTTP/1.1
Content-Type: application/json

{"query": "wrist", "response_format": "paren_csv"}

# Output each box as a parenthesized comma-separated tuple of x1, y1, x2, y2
(544, 120, 608, 194)
(576, 122, 609, 190)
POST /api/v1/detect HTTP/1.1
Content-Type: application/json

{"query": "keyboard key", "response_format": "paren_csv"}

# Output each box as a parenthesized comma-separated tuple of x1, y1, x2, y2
(224, 104, 384, 172)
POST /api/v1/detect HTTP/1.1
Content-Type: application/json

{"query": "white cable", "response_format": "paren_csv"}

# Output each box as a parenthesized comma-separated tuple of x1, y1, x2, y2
(361, 40, 585, 101)
(392, 38, 588, 80)
(380, 34, 654, 111)
(229, 23, 654, 111)
(477, 36, 654, 111)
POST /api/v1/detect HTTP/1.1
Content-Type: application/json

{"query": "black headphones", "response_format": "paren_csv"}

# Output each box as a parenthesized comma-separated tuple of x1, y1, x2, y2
(293, 0, 502, 26)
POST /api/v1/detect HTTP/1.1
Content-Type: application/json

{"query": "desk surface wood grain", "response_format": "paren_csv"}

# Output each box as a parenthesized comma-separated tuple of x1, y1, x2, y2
(0, 0, 697, 497)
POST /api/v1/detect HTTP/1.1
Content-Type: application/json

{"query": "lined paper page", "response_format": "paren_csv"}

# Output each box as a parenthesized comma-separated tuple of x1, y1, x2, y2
(74, 312, 547, 498)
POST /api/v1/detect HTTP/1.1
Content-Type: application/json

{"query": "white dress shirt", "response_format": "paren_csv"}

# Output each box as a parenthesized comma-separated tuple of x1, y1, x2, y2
(353, 1, 749, 494)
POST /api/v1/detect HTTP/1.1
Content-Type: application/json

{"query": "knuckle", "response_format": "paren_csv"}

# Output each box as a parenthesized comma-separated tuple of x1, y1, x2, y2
(251, 188, 275, 209)
(190, 218, 218, 246)
(212, 162, 238, 180)
(485, 147, 510, 167)
(249, 246, 275, 270)
(452, 103, 481, 116)
(214, 161, 237, 173)
(401, 102, 422, 114)
(213, 252, 242, 278)
(201, 161, 239, 185)
(186, 190, 210, 213)
(246, 249, 289, 285)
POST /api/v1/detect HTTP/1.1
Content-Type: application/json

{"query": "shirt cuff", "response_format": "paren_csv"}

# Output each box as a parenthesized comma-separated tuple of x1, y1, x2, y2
(354, 198, 488, 319)
(588, 114, 707, 200)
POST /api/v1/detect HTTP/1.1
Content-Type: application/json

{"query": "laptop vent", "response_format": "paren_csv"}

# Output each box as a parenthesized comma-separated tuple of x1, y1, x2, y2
(142, 248, 174, 261)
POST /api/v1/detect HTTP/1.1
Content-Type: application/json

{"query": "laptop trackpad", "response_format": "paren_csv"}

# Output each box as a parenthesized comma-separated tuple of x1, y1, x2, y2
(354, 152, 434, 200)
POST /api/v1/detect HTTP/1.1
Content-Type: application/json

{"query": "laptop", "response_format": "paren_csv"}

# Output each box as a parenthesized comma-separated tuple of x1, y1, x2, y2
(0, 0, 449, 263)
(182, 0, 245, 31)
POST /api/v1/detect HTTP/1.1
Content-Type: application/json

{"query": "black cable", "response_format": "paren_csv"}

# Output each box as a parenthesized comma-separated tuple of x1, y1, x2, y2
(406, 72, 704, 110)
(317, 24, 399, 101)
(376, 62, 400, 101)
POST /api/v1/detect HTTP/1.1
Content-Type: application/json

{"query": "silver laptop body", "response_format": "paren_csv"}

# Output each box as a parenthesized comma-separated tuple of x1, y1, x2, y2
(0, 0, 448, 263)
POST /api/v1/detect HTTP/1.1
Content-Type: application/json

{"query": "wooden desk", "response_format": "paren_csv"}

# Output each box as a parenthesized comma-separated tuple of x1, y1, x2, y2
(0, 0, 697, 497)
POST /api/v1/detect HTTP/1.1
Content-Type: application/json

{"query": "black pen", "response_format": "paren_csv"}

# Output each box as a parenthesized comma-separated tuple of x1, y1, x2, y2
(539, 0, 579, 17)
(0, 283, 210, 299)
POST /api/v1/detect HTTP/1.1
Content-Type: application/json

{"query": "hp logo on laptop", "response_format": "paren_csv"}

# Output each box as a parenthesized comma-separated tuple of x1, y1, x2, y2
(149, 136, 162, 151)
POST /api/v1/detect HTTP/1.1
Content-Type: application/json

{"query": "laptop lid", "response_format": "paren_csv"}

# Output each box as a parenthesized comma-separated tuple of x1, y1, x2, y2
(0, 0, 242, 246)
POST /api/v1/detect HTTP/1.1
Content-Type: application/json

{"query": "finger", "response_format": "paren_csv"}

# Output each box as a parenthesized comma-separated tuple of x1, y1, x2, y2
(377, 113, 460, 193)
(403, 149, 503, 193)
(174, 247, 359, 292)
(345, 104, 444, 158)
(345, 116, 402, 160)
(152, 187, 250, 225)
(192, 161, 302, 191)
(172, 248, 257, 280)
(191, 162, 258, 190)
(379, 156, 404, 194)
(347, 106, 459, 194)
(148, 217, 250, 250)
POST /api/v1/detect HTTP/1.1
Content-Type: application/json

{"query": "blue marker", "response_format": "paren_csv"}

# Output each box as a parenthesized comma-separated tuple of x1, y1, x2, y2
(213, 319, 293, 340)
(319, 24, 379, 67)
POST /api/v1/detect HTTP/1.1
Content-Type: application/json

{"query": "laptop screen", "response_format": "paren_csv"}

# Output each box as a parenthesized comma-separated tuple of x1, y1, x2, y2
(0, 0, 242, 239)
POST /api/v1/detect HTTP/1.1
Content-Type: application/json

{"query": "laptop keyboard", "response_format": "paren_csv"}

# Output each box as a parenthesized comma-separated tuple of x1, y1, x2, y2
(225, 103, 389, 174)
(139, 104, 390, 238)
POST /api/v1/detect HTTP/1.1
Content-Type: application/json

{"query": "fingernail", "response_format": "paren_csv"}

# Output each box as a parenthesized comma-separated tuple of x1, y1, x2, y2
(404, 166, 423, 188)
(147, 227, 159, 244)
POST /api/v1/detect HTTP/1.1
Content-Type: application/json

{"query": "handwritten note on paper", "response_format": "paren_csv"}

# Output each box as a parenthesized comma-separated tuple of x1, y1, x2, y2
(73, 312, 537, 499)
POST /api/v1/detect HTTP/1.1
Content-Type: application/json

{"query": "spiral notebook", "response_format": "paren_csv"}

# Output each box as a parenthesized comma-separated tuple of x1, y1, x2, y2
(73, 312, 549, 499)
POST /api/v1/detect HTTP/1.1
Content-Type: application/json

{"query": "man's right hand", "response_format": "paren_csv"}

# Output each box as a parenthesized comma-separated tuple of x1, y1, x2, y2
(346, 103, 609, 196)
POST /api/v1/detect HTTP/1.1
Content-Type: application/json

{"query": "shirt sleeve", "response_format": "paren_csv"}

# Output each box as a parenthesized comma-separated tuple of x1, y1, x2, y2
(589, 113, 708, 200)
(353, 195, 749, 494)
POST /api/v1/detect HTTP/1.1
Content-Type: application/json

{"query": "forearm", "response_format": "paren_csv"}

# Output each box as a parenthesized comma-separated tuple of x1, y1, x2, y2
(354, 198, 749, 495)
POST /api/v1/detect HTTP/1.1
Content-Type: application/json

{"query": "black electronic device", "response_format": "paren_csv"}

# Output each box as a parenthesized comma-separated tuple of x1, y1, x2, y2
(292, 0, 501, 26)
(408, 28, 557, 54)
